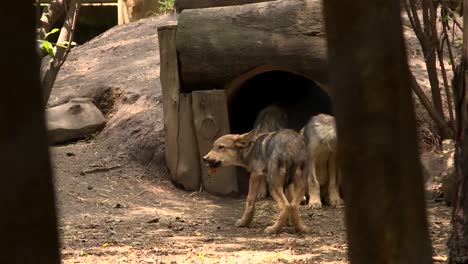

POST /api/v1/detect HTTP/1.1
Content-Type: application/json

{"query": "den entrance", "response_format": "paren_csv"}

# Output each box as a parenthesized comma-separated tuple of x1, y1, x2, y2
(227, 70, 333, 194)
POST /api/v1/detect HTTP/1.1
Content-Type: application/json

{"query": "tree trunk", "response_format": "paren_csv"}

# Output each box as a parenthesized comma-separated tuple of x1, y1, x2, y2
(174, 0, 274, 12)
(0, 1, 60, 263)
(176, 0, 328, 91)
(447, 1, 468, 262)
(118, 0, 161, 25)
(324, 0, 433, 262)
(41, 0, 81, 106)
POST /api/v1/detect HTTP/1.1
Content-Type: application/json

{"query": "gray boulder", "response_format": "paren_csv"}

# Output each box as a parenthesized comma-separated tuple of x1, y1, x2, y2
(419, 140, 455, 204)
(46, 98, 105, 144)
(440, 140, 455, 206)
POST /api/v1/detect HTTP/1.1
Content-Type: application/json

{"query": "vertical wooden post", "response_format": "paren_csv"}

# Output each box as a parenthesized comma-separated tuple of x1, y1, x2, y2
(175, 93, 201, 190)
(192, 90, 238, 195)
(158, 25, 180, 177)
(158, 25, 201, 190)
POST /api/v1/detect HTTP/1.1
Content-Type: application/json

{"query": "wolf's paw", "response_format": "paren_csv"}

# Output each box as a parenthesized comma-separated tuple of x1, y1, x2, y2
(264, 225, 281, 235)
(307, 201, 322, 210)
(329, 197, 344, 207)
(295, 224, 309, 234)
(235, 219, 250, 227)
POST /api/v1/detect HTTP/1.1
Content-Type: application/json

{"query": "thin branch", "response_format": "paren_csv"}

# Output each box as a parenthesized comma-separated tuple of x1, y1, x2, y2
(41, 0, 81, 106)
(59, 0, 80, 68)
(442, 7, 457, 73)
(410, 73, 453, 139)
(433, 4, 456, 130)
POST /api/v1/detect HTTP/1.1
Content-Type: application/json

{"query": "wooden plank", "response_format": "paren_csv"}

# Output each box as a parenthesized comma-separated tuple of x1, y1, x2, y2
(174, 93, 201, 190)
(158, 25, 180, 179)
(192, 90, 238, 195)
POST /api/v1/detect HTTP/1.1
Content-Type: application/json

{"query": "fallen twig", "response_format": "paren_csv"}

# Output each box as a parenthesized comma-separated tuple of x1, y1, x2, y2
(82, 165, 122, 174)
(67, 192, 85, 201)
(96, 193, 110, 198)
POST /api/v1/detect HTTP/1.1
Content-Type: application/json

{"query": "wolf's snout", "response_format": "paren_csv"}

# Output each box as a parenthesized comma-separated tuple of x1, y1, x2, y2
(203, 156, 221, 168)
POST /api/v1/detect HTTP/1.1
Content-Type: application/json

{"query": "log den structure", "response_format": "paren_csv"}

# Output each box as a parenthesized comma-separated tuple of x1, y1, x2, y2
(158, 0, 331, 195)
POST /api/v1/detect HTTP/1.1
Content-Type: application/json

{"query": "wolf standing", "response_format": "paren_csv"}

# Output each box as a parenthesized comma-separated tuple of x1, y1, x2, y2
(203, 129, 308, 234)
(253, 105, 288, 199)
(301, 114, 343, 208)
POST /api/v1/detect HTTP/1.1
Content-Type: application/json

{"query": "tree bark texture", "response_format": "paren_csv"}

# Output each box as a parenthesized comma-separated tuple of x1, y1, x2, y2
(176, 0, 328, 92)
(0, 1, 60, 263)
(447, 1, 468, 262)
(41, 0, 81, 106)
(324, 0, 433, 263)
(174, 0, 274, 12)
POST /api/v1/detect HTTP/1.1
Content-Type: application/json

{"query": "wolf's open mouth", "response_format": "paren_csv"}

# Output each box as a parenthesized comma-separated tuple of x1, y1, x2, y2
(207, 167, 217, 176)
(204, 159, 221, 176)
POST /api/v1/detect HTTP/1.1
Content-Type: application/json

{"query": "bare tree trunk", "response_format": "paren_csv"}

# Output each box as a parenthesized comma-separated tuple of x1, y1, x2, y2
(404, 0, 451, 139)
(411, 73, 454, 138)
(447, 1, 468, 262)
(41, 0, 81, 106)
(323, 0, 433, 262)
(0, 1, 60, 263)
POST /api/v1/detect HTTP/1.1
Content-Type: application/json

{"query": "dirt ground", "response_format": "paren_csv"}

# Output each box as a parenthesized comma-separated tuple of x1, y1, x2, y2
(49, 13, 454, 264)
(54, 141, 451, 264)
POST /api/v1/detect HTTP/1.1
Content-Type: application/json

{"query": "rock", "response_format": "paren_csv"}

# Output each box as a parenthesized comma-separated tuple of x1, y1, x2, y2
(441, 140, 455, 206)
(46, 98, 105, 144)
(420, 139, 455, 204)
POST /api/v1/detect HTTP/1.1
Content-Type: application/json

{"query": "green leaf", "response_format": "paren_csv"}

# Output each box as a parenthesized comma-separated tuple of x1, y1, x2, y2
(44, 28, 60, 40)
(42, 40, 53, 55)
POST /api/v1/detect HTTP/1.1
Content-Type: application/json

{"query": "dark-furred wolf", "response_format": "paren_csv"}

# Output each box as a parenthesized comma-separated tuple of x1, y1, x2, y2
(253, 105, 288, 199)
(203, 129, 308, 234)
(301, 114, 343, 209)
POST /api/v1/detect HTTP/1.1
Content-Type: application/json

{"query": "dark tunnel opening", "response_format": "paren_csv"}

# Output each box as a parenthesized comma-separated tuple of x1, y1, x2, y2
(227, 70, 333, 194)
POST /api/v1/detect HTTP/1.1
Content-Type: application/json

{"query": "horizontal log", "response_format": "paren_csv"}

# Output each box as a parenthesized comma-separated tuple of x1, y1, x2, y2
(174, 0, 275, 12)
(176, 0, 328, 92)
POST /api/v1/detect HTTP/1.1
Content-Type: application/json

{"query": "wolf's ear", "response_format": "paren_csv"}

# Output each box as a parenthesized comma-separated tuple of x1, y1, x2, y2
(235, 129, 257, 148)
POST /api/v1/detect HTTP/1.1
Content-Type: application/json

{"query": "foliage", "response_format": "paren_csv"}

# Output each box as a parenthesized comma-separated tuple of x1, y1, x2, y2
(159, 0, 174, 13)
(37, 28, 60, 57)
(37, 28, 76, 58)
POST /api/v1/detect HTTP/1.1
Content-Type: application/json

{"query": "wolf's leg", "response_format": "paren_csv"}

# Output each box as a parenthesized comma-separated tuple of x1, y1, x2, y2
(265, 167, 290, 234)
(289, 170, 308, 233)
(256, 176, 268, 199)
(328, 152, 343, 207)
(307, 160, 322, 209)
(285, 184, 294, 226)
(235, 173, 261, 227)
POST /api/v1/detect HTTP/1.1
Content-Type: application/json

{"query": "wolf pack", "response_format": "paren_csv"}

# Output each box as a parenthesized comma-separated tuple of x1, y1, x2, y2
(203, 105, 343, 234)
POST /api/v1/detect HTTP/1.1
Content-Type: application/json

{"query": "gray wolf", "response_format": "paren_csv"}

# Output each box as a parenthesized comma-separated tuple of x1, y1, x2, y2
(203, 129, 308, 234)
(301, 114, 343, 208)
(253, 105, 288, 199)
